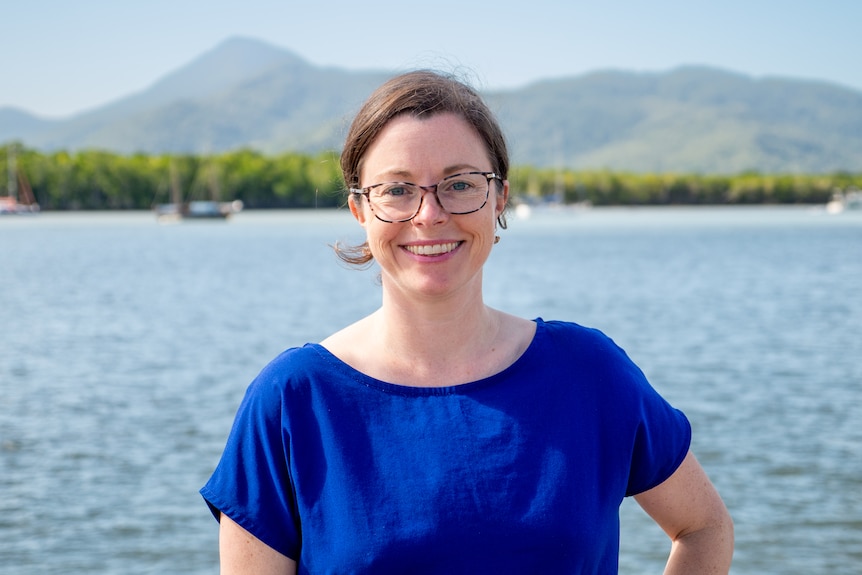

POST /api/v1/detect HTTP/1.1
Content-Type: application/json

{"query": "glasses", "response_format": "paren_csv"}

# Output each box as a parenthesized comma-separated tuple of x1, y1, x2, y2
(350, 171, 501, 223)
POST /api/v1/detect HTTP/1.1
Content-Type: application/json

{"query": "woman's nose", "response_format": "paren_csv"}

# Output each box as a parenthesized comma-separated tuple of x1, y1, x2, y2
(411, 188, 447, 224)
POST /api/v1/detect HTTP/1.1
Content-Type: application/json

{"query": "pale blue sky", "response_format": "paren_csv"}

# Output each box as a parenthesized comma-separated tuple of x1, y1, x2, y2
(5, 0, 860, 118)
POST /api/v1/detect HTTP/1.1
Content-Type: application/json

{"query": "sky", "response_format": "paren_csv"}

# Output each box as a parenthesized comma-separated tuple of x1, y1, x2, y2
(4, 0, 861, 118)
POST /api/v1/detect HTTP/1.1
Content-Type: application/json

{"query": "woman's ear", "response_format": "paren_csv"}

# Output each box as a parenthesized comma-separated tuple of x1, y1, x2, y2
(496, 180, 510, 217)
(349, 193, 368, 225)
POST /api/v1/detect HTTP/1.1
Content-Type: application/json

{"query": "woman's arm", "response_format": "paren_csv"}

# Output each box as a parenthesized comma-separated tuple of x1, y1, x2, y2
(219, 513, 297, 575)
(634, 450, 734, 575)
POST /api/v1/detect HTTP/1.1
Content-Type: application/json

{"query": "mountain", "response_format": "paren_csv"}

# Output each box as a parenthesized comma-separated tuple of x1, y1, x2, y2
(0, 107, 55, 134)
(492, 68, 862, 173)
(3, 37, 861, 174)
(1, 37, 389, 154)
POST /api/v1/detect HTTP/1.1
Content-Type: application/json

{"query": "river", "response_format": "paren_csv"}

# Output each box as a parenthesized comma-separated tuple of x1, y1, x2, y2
(1, 206, 860, 574)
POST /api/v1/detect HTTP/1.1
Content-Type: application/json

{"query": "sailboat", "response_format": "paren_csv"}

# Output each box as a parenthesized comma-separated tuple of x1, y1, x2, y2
(154, 160, 242, 221)
(825, 187, 862, 214)
(1, 146, 40, 215)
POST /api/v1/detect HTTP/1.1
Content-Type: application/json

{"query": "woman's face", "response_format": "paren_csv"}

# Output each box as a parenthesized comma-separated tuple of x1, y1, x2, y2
(349, 112, 508, 302)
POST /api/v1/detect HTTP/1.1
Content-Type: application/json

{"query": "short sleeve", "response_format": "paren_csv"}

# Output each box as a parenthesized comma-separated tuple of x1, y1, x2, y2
(200, 368, 301, 559)
(533, 319, 692, 498)
(621, 358, 691, 496)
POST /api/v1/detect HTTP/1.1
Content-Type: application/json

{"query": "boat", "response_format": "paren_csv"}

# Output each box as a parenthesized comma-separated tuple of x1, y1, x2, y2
(154, 199, 244, 221)
(825, 188, 862, 214)
(514, 202, 532, 220)
(1, 146, 40, 215)
(154, 161, 242, 221)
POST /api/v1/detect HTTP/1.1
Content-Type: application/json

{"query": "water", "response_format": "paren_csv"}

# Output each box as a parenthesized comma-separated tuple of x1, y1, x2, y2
(1, 207, 860, 574)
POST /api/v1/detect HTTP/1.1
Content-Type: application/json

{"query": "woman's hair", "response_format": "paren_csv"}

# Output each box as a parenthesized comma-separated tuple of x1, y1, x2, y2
(335, 70, 509, 266)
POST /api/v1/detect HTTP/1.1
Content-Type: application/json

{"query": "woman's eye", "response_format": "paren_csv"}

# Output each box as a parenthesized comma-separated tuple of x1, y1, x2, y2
(384, 186, 409, 197)
(448, 181, 474, 192)
(374, 185, 411, 198)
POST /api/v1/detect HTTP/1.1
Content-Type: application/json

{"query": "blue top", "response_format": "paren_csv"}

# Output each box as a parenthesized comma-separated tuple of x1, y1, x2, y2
(201, 319, 691, 574)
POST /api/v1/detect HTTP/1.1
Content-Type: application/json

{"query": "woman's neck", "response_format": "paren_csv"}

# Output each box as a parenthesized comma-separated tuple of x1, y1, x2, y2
(368, 284, 503, 386)
(322, 273, 535, 388)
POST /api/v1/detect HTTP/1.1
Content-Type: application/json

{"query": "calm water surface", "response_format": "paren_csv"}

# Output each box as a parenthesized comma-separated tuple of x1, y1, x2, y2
(1, 207, 860, 574)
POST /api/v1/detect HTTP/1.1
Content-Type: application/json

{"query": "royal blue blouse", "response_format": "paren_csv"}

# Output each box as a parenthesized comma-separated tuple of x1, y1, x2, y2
(201, 319, 691, 574)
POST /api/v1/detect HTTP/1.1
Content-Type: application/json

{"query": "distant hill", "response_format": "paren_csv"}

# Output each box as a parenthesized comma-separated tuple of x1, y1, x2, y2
(2, 36, 861, 174)
(492, 68, 862, 173)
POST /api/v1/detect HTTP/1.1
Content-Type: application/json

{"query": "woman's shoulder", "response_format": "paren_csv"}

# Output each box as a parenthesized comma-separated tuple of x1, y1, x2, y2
(248, 343, 334, 396)
(261, 342, 326, 370)
(532, 318, 643, 378)
(534, 318, 619, 350)
(317, 313, 376, 367)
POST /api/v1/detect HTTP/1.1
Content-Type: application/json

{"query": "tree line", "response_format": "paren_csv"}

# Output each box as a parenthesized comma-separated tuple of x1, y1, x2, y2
(3, 144, 859, 210)
(509, 166, 860, 206)
(3, 146, 345, 211)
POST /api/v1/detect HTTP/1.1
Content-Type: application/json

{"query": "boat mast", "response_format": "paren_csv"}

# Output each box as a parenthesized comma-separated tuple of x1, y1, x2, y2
(6, 144, 18, 201)
(169, 160, 183, 205)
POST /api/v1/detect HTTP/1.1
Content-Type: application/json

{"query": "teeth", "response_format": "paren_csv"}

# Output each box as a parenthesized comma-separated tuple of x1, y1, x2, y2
(405, 242, 460, 256)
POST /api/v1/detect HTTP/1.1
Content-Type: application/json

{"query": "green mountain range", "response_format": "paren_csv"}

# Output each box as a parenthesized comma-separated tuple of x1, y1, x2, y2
(2, 36, 860, 174)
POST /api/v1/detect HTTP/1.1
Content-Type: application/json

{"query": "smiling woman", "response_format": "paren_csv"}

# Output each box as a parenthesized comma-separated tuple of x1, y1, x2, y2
(335, 70, 510, 266)
(200, 70, 733, 574)
(344, 112, 506, 305)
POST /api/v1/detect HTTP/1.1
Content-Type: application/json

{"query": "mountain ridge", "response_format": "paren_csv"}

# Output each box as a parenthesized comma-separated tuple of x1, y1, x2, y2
(2, 36, 860, 174)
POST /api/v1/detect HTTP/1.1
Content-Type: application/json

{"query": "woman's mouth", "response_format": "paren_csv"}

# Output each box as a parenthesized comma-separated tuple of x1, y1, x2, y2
(403, 242, 462, 256)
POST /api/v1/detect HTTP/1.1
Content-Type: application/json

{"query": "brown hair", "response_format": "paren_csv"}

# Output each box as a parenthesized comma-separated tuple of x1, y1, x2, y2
(335, 70, 509, 266)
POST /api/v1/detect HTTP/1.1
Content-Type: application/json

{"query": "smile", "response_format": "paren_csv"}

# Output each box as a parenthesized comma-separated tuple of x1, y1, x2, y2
(403, 242, 462, 256)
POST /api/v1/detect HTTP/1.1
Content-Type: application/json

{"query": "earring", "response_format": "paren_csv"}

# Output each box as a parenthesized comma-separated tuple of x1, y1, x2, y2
(494, 235, 500, 244)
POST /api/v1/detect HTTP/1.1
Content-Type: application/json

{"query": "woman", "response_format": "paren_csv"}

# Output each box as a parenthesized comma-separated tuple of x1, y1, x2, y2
(201, 70, 733, 574)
